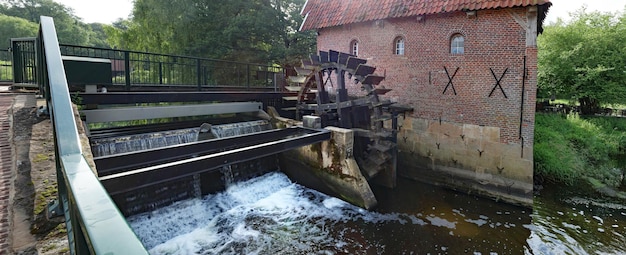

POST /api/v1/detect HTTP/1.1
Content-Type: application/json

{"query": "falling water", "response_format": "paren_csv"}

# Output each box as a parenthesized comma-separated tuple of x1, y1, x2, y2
(90, 120, 272, 157)
(210, 120, 271, 138)
(90, 128, 198, 157)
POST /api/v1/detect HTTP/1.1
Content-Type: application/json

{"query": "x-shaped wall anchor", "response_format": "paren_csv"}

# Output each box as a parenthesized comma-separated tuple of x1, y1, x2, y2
(488, 68, 508, 98)
(443, 66, 458, 95)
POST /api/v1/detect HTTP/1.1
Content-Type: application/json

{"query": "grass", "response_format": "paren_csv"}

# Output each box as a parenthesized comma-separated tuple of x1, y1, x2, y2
(534, 113, 626, 187)
(34, 180, 58, 215)
(0, 60, 12, 81)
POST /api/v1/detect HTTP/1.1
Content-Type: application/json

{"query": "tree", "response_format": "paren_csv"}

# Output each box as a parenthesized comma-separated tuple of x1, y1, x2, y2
(85, 23, 111, 48)
(0, 0, 99, 46)
(538, 7, 626, 114)
(106, 0, 315, 65)
(0, 14, 37, 48)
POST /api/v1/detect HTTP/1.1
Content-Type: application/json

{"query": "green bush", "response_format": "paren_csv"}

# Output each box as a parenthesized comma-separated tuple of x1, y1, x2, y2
(534, 113, 626, 186)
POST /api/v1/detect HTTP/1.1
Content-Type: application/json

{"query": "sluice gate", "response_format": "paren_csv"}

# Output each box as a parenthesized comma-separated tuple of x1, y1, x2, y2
(78, 95, 330, 216)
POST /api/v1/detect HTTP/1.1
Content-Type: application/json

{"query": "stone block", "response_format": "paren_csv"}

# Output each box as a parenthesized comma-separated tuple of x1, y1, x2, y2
(326, 126, 354, 149)
(398, 131, 419, 151)
(411, 118, 429, 132)
(303, 115, 321, 129)
(501, 158, 533, 183)
(428, 121, 463, 138)
(464, 137, 483, 152)
(463, 124, 482, 140)
(483, 126, 501, 142)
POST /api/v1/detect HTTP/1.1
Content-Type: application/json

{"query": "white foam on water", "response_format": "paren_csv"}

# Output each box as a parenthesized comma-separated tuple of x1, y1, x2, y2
(426, 215, 457, 229)
(129, 172, 436, 254)
(128, 171, 534, 254)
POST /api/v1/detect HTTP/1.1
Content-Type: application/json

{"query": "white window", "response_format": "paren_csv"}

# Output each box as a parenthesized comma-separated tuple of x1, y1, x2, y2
(395, 37, 405, 55)
(451, 34, 464, 54)
(350, 40, 359, 56)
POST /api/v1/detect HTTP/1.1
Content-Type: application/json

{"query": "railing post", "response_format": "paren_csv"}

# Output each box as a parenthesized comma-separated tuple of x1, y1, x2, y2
(196, 59, 201, 91)
(247, 64, 251, 88)
(124, 51, 131, 91)
(159, 62, 163, 84)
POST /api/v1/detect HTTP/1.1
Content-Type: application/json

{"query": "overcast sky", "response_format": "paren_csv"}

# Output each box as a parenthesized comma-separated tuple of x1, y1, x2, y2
(545, 0, 626, 23)
(55, 0, 133, 24)
(54, 0, 626, 24)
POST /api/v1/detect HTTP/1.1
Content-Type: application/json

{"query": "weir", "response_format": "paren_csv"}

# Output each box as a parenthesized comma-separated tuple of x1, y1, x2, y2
(31, 16, 322, 253)
(35, 15, 406, 253)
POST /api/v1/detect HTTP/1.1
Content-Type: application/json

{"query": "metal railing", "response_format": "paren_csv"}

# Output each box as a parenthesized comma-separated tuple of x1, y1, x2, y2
(0, 49, 12, 83)
(11, 38, 37, 86)
(60, 44, 283, 91)
(38, 16, 148, 254)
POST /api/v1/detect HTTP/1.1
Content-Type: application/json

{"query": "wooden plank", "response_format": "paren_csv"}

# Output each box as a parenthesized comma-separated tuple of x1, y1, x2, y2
(288, 76, 307, 83)
(282, 96, 299, 101)
(284, 86, 302, 92)
(295, 67, 312, 75)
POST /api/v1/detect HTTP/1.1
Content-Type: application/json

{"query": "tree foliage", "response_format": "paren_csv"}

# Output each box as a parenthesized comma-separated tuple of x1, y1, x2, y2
(106, 0, 316, 65)
(538, 7, 626, 114)
(0, 14, 37, 47)
(0, 0, 110, 47)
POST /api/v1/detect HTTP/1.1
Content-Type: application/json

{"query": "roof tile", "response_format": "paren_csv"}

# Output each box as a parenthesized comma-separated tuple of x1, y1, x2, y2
(300, 0, 552, 30)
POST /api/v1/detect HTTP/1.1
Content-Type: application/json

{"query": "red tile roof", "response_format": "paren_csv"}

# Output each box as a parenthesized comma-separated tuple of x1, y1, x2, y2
(300, 0, 552, 31)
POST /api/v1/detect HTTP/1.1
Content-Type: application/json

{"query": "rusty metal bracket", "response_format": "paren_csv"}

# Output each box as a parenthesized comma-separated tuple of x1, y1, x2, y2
(488, 68, 508, 98)
(443, 66, 459, 95)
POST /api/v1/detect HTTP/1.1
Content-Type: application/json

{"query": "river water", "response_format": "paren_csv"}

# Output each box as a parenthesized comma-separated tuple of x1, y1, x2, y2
(127, 171, 626, 254)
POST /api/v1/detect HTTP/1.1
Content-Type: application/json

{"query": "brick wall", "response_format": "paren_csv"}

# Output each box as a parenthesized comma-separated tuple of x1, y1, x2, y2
(315, 7, 538, 205)
(316, 7, 536, 147)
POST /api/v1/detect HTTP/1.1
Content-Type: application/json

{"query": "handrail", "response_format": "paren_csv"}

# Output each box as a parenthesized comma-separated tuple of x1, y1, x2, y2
(39, 16, 149, 254)
(60, 43, 280, 68)
(59, 43, 283, 89)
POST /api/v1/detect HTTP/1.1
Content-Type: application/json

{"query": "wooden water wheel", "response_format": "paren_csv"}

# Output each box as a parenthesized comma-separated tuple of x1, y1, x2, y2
(285, 50, 398, 185)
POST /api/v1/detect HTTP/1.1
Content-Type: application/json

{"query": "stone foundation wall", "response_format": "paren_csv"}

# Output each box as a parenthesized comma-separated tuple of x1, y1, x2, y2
(396, 115, 533, 206)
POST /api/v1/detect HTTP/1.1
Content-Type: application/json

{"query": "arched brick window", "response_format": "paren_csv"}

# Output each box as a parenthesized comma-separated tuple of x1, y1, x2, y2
(350, 40, 359, 56)
(394, 36, 405, 55)
(450, 34, 464, 54)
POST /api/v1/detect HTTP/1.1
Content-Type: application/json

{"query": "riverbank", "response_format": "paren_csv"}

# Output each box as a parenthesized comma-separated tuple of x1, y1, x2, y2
(534, 113, 626, 197)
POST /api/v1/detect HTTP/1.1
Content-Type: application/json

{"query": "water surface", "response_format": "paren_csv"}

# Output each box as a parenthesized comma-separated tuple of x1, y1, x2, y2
(128, 172, 626, 254)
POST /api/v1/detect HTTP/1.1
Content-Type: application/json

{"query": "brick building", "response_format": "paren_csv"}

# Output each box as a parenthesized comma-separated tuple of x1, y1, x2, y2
(300, 0, 552, 206)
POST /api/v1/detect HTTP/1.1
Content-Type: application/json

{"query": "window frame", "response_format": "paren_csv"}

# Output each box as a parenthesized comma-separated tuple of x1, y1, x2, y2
(350, 40, 359, 56)
(394, 36, 405, 55)
(450, 34, 465, 55)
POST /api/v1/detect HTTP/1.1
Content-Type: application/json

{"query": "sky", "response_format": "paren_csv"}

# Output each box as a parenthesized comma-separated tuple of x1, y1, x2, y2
(54, 0, 133, 24)
(54, 0, 626, 24)
(545, 0, 626, 24)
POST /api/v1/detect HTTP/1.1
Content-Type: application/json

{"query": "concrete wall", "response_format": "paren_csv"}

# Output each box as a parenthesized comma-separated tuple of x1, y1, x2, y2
(280, 126, 377, 209)
(316, 7, 538, 206)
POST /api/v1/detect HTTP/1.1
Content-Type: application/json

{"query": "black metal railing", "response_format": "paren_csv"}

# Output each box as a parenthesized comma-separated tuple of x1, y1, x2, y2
(0, 49, 11, 82)
(60, 44, 283, 90)
(38, 16, 148, 254)
(11, 38, 37, 85)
